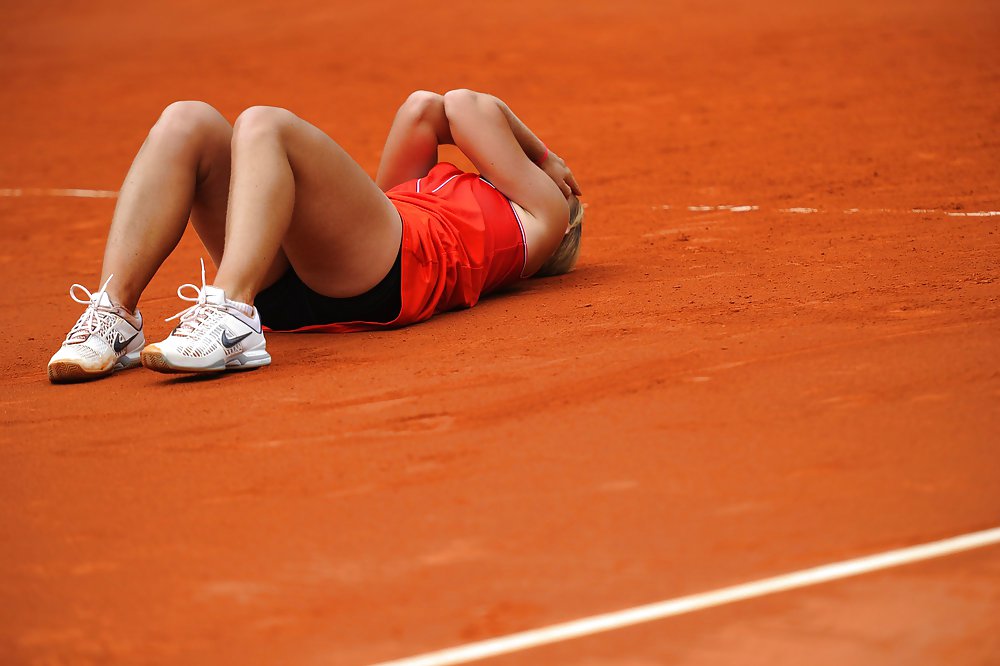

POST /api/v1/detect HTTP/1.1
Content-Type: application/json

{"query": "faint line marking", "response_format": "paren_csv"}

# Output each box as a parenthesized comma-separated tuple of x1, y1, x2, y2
(0, 188, 118, 198)
(647, 204, 1000, 216)
(946, 211, 1000, 217)
(5, 189, 997, 217)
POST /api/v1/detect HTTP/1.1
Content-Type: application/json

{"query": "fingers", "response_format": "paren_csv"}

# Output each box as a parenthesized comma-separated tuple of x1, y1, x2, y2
(543, 155, 581, 198)
(567, 171, 582, 196)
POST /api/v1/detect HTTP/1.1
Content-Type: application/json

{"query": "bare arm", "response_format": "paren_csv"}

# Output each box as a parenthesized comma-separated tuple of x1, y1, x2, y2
(493, 98, 581, 199)
(375, 91, 452, 191)
(377, 89, 581, 199)
(442, 89, 573, 274)
(376, 89, 581, 275)
(494, 100, 547, 166)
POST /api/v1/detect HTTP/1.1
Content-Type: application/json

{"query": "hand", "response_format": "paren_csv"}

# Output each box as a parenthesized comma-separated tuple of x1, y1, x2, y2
(539, 150, 582, 198)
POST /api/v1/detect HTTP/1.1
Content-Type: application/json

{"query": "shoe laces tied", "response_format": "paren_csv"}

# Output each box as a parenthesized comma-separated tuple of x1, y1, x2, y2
(165, 259, 222, 337)
(66, 274, 116, 344)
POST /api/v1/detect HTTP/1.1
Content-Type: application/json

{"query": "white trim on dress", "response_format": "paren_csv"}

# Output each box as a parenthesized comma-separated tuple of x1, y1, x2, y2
(507, 201, 529, 279)
(429, 174, 461, 194)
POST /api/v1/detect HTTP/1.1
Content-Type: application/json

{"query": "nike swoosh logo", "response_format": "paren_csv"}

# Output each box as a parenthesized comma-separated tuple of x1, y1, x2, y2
(113, 331, 139, 354)
(221, 330, 252, 349)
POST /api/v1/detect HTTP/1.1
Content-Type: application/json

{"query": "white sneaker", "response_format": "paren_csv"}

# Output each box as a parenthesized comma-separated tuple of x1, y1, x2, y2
(141, 265, 270, 374)
(48, 275, 145, 383)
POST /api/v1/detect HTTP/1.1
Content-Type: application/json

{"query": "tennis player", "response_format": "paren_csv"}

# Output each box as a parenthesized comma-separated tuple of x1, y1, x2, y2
(47, 90, 583, 382)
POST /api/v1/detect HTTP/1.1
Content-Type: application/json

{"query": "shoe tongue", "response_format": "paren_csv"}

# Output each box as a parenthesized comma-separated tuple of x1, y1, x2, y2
(202, 285, 227, 306)
(93, 291, 114, 309)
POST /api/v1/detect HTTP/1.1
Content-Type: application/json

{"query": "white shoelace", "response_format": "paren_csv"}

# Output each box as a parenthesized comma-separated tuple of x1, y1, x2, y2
(66, 274, 117, 344)
(165, 259, 232, 337)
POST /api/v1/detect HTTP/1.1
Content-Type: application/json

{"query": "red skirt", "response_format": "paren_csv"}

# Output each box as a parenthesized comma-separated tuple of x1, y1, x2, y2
(286, 162, 526, 333)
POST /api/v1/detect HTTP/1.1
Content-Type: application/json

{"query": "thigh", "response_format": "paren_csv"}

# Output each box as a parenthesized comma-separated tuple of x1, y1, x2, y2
(187, 105, 290, 289)
(270, 111, 403, 298)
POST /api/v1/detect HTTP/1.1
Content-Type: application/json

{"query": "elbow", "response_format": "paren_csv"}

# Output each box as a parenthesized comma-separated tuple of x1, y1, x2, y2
(397, 90, 452, 143)
(442, 88, 490, 119)
(400, 90, 444, 123)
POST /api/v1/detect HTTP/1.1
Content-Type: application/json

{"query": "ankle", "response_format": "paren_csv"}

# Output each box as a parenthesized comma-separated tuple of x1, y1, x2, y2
(211, 282, 254, 308)
(104, 287, 139, 315)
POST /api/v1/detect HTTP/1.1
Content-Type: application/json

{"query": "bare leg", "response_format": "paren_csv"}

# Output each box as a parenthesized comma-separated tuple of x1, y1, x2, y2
(213, 106, 402, 305)
(98, 101, 287, 311)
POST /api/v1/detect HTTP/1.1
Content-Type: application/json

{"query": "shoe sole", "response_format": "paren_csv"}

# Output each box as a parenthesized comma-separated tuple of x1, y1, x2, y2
(141, 347, 271, 374)
(140, 349, 197, 374)
(48, 361, 113, 383)
(47, 352, 142, 384)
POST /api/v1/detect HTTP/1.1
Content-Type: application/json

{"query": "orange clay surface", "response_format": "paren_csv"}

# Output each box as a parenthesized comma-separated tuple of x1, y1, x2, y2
(1, 1, 999, 664)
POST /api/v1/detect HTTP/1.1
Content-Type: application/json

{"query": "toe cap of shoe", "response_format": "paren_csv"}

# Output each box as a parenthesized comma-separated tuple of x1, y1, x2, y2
(47, 344, 111, 373)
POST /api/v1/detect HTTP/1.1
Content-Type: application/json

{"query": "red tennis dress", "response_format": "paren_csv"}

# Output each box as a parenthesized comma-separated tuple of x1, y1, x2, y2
(290, 162, 527, 333)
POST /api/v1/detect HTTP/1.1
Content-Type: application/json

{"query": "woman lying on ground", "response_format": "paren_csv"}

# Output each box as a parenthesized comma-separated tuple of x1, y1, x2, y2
(47, 89, 583, 383)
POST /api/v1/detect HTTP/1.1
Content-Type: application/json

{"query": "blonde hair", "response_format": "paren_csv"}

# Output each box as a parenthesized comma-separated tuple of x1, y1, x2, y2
(534, 195, 584, 277)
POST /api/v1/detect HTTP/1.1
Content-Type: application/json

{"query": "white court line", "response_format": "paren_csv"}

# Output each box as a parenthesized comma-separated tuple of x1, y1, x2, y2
(653, 205, 1000, 216)
(946, 211, 1000, 217)
(686, 204, 760, 212)
(372, 526, 1000, 666)
(0, 187, 117, 198)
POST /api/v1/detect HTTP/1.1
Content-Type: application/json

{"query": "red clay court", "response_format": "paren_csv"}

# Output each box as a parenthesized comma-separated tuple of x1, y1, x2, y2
(1, 1, 998, 664)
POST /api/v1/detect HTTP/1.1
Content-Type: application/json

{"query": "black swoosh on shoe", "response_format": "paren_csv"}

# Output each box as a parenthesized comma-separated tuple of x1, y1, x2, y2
(113, 332, 139, 354)
(221, 330, 252, 349)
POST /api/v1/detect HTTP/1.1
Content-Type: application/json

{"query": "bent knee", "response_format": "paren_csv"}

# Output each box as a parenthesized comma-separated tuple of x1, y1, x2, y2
(152, 101, 229, 144)
(232, 106, 297, 142)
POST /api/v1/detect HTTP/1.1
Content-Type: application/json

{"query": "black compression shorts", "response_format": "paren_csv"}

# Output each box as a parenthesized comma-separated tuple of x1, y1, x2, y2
(254, 248, 402, 331)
